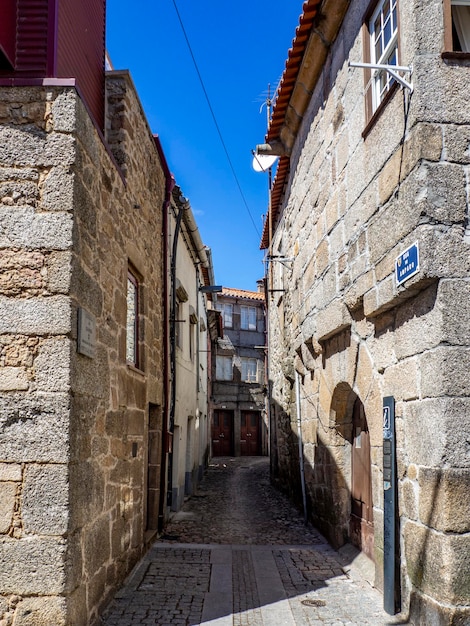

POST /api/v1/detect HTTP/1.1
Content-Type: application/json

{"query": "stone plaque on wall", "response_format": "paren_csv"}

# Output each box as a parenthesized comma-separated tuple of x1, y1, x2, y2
(77, 308, 96, 358)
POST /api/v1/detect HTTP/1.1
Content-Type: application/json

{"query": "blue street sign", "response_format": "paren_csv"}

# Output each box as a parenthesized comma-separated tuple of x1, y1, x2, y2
(395, 242, 419, 286)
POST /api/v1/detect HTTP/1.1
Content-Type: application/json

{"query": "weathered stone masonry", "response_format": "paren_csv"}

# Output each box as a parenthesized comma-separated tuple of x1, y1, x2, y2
(0, 72, 166, 625)
(267, 1, 470, 624)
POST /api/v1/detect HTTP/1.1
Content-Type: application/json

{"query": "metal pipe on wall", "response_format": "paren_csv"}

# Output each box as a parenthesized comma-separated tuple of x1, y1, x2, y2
(295, 369, 308, 525)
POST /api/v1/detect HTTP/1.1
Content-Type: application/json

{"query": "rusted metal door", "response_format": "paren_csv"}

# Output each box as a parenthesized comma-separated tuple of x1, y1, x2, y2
(240, 411, 260, 456)
(350, 397, 374, 560)
(212, 410, 233, 456)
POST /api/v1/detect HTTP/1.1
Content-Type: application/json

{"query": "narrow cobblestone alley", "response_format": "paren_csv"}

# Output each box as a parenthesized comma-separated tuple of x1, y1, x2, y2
(102, 457, 408, 626)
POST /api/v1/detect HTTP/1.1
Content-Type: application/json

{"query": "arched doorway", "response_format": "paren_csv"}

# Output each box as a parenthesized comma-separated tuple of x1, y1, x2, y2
(350, 396, 374, 560)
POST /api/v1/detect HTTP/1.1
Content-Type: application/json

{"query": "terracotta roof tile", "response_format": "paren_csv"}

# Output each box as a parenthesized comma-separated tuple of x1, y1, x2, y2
(221, 287, 265, 302)
(260, 0, 321, 249)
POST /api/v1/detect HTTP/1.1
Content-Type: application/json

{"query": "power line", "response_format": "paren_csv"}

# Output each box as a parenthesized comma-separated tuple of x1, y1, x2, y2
(171, 0, 261, 238)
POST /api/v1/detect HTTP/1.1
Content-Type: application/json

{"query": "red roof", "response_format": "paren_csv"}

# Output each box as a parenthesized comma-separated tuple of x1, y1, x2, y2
(221, 287, 264, 302)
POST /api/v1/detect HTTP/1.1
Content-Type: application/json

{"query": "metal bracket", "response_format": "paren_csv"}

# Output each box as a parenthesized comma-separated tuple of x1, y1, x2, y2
(349, 61, 413, 94)
(267, 255, 294, 269)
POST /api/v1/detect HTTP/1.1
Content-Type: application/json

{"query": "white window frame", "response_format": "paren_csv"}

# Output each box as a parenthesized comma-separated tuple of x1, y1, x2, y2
(241, 305, 257, 331)
(241, 357, 258, 383)
(216, 303, 233, 329)
(216, 355, 233, 381)
(369, 0, 399, 111)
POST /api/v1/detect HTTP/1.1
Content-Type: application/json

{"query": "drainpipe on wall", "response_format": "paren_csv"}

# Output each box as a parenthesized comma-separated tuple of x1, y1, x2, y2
(295, 369, 308, 525)
(154, 135, 175, 529)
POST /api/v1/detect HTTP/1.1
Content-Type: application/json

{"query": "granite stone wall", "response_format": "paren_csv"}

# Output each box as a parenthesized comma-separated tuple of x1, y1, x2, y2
(0, 73, 166, 625)
(268, 0, 470, 623)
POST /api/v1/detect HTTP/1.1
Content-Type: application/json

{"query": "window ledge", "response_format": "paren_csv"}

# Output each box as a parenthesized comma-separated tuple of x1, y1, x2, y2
(441, 51, 470, 62)
(126, 363, 146, 377)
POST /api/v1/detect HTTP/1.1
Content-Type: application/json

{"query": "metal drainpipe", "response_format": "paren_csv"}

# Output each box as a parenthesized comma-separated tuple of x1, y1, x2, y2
(295, 369, 308, 524)
(168, 199, 187, 507)
(154, 135, 175, 530)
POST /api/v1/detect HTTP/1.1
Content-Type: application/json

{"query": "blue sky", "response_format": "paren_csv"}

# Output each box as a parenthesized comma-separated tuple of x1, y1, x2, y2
(106, 1, 303, 291)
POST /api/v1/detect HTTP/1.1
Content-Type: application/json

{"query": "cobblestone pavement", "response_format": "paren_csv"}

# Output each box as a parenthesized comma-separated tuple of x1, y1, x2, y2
(102, 457, 409, 626)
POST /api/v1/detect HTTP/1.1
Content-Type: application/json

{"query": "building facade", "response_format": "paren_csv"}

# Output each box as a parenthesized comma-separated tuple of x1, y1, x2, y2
(0, 1, 212, 623)
(167, 187, 212, 511)
(260, 1, 470, 624)
(211, 286, 267, 457)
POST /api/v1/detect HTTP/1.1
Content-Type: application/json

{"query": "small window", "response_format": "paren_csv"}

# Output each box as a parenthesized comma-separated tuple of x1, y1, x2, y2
(241, 306, 257, 331)
(241, 357, 258, 383)
(216, 355, 233, 381)
(175, 301, 183, 349)
(369, 0, 399, 112)
(450, 0, 470, 52)
(126, 270, 139, 367)
(216, 303, 233, 329)
(189, 317, 196, 361)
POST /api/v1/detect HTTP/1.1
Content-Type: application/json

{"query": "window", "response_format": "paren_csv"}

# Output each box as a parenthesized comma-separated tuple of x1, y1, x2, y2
(369, 0, 399, 112)
(216, 303, 233, 328)
(189, 310, 197, 361)
(216, 355, 233, 381)
(241, 306, 257, 331)
(175, 301, 183, 349)
(447, 0, 470, 52)
(126, 270, 139, 366)
(241, 357, 258, 383)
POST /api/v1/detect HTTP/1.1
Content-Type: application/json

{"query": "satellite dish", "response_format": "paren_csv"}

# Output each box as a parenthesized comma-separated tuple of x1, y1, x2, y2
(252, 153, 279, 172)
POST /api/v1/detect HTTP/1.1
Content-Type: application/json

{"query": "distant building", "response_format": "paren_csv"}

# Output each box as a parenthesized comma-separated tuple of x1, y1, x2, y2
(210, 285, 267, 457)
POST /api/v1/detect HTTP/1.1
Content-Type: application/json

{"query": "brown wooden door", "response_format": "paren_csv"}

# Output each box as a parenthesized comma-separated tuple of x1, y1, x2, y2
(240, 411, 260, 456)
(212, 410, 233, 456)
(350, 397, 374, 560)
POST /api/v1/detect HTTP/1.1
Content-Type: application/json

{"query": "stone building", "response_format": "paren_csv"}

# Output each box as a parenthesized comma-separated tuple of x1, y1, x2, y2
(259, 0, 470, 623)
(0, 1, 212, 623)
(211, 286, 267, 457)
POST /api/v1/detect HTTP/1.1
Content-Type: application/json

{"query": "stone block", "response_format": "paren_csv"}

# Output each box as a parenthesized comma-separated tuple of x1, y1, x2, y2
(401, 478, 419, 521)
(22, 464, 69, 535)
(403, 398, 470, 468)
(50, 90, 78, 133)
(0, 482, 16, 533)
(45, 250, 72, 294)
(0, 367, 29, 391)
(0, 536, 66, 594)
(11, 596, 67, 626)
(419, 347, 470, 398)
(0, 296, 71, 335)
(394, 283, 442, 360)
(33, 338, 71, 392)
(378, 123, 443, 206)
(443, 124, 470, 165)
(40, 166, 75, 212)
(409, 590, 470, 626)
(0, 463, 22, 481)
(383, 358, 419, 401)
(0, 208, 73, 249)
(316, 299, 351, 342)
(83, 514, 111, 579)
(0, 393, 70, 463)
(419, 467, 470, 533)
(404, 520, 470, 605)
(439, 280, 470, 346)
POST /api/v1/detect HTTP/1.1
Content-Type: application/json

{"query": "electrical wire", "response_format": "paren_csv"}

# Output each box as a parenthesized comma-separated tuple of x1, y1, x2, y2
(171, 0, 261, 238)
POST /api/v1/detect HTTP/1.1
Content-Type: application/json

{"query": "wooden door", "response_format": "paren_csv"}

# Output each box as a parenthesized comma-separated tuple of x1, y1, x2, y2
(212, 410, 233, 456)
(350, 397, 374, 560)
(240, 411, 260, 456)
